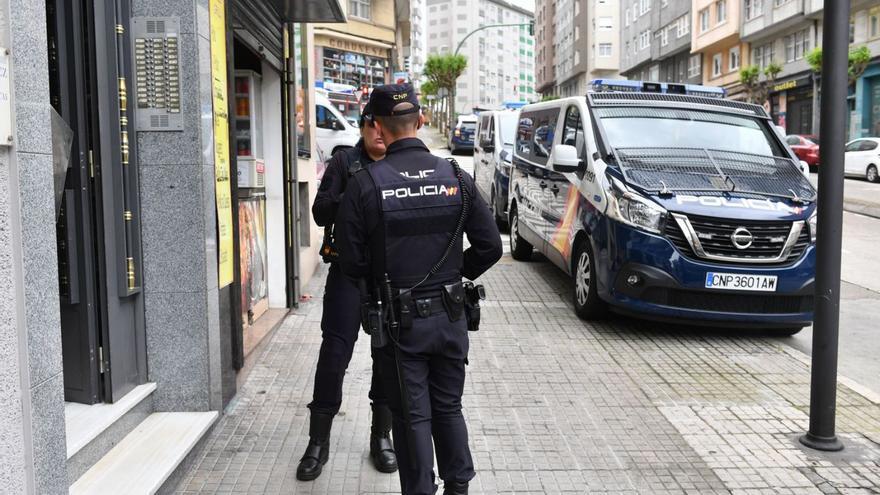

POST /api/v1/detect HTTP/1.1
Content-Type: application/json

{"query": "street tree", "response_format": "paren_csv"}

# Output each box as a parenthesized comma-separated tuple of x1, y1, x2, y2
(739, 62, 782, 105)
(806, 45, 872, 86)
(420, 80, 438, 125)
(423, 53, 467, 133)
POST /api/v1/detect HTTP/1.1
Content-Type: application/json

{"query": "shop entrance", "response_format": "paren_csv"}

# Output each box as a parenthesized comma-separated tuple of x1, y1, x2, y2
(47, 0, 146, 405)
(786, 87, 814, 136)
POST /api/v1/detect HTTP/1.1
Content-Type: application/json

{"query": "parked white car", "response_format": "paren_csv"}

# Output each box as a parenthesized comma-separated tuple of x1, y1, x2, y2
(844, 137, 880, 182)
(315, 93, 360, 160)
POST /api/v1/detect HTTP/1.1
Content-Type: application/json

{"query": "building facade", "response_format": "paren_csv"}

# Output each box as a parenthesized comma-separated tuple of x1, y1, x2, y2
(0, 0, 342, 492)
(535, 0, 619, 99)
(741, 0, 819, 134)
(835, 0, 880, 138)
(426, 0, 537, 113)
(621, 0, 700, 84)
(314, 0, 398, 89)
(691, 0, 748, 97)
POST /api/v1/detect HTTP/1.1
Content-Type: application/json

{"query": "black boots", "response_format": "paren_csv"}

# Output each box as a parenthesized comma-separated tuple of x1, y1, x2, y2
(443, 481, 469, 494)
(296, 412, 333, 481)
(369, 404, 398, 473)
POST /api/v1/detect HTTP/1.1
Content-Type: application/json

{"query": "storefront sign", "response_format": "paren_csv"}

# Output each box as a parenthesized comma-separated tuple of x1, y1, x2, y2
(209, 0, 235, 288)
(0, 49, 11, 146)
(315, 34, 390, 58)
(772, 76, 811, 93)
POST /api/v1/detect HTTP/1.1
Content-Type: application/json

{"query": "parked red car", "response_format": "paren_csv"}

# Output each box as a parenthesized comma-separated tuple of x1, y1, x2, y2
(785, 134, 820, 171)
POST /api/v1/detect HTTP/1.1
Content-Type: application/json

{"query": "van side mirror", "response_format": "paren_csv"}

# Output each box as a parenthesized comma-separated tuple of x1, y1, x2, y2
(551, 144, 580, 173)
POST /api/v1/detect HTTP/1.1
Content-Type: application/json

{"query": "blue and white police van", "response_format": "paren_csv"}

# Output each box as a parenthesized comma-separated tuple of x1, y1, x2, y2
(507, 80, 817, 334)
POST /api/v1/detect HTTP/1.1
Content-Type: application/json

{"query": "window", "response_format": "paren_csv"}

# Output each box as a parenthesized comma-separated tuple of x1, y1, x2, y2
(700, 8, 710, 32)
(625, 9, 630, 25)
(716, 0, 726, 23)
(625, 41, 630, 56)
(786, 136, 801, 146)
(598, 17, 613, 30)
(774, 0, 792, 6)
(349, 0, 371, 19)
(753, 43, 775, 68)
(688, 54, 701, 77)
(632, 1, 638, 19)
(516, 109, 560, 165)
(870, 7, 880, 39)
(561, 105, 586, 162)
(712, 53, 722, 77)
(660, 28, 669, 46)
(639, 30, 651, 49)
(784, 29, 810, 62)
(661, 0, 668, 6)
(676, 15, 689, 37)
(599, 43, 612, 57)
(861, 140, 879, 151)
(845, 140, 863, 152)
(745, 0, 762, 20)
(729, 46, 740, 71)
(639, 0, 651, 15)
(315, 105, 341, 130)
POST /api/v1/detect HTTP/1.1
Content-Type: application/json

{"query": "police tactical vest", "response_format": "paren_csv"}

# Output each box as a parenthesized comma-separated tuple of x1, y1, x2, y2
(367, 156, 464, 290)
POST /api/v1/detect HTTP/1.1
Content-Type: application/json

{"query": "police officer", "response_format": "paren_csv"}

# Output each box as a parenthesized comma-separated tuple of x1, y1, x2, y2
(297, 102, 398, 481)
(336, 84, 503, 495)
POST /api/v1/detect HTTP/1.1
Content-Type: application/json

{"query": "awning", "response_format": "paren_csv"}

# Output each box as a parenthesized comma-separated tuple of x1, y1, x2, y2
(268, 0, 345, 22)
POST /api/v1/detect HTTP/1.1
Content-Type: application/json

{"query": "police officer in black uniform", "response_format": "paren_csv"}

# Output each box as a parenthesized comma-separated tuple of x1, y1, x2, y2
(296, 102, 398, 481)
(336, 84, 502, 495)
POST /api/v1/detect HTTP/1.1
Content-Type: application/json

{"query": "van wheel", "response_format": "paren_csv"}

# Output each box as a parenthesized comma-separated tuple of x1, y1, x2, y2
(572, 239, 607, 320)
(490, 187, 507, 229)
(867, 164, 879, 183)
(509, 205, 533, 261)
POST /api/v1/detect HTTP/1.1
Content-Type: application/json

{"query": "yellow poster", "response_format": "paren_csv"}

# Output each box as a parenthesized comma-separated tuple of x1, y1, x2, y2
(210, 0, 235, 288)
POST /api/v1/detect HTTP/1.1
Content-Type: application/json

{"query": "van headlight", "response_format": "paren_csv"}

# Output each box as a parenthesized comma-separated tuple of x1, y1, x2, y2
(606, 177, 667, 234)
(808, 211, 817, 243)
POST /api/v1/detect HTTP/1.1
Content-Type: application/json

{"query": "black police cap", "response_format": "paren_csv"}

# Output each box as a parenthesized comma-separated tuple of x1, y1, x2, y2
(368, 84, 420, 117)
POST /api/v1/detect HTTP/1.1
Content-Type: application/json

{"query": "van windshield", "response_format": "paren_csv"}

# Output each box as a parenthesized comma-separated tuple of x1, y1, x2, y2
(499, 113, 518, 146)
(597, 108, 783, 157)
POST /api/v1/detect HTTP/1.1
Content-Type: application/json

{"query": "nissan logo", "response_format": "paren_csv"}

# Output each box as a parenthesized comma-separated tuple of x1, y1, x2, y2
(730, 227, 754, 250)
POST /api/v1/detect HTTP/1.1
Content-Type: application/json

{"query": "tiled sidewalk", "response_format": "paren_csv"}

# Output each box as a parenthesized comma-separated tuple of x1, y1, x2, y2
(176, 255, 880, 494)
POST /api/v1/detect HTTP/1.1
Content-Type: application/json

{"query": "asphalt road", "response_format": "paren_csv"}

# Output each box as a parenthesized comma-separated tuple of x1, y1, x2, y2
(421, 130, 880, 397)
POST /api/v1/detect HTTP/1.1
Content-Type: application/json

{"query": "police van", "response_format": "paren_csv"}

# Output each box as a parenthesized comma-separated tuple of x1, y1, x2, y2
(474, 109, 520, 226)
(507, 80, 817, 334)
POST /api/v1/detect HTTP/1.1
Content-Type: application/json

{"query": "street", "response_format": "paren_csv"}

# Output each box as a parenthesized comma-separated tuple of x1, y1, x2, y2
(176, 136, 880, 494)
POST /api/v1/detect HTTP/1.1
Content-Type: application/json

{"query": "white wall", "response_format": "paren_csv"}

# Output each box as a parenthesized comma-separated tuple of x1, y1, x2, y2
(261, 61, 287, 308)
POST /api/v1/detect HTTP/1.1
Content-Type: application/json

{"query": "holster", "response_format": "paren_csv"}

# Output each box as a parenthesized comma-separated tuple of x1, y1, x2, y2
(441, 282, 465, 322)
(463, 282, 486, 332)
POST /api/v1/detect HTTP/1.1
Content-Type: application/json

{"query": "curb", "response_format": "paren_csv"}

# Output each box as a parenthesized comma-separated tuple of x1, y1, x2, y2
(843, 199, 880, 220)
(778, 344, 880, 405)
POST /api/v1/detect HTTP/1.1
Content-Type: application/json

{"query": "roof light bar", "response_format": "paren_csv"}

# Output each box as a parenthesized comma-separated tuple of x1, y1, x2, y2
(589, 79, 727, 98)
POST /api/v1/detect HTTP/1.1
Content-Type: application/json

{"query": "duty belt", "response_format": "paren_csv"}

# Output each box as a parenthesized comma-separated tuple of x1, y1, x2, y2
(406, 297, 446, 318)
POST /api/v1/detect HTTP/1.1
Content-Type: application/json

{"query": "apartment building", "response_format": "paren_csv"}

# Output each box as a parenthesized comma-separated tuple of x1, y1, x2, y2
(536, 0, 557, 92)
(427, 0, 537, 113)
(691, 0, 748, 97)
(741, 0, 819, 134)
(314, 0, 399, 89)
(535, 0, 620, 98)
(846, 1, 880, 138)
(620, 0, 701, 84)
(408, 0, 428, 83)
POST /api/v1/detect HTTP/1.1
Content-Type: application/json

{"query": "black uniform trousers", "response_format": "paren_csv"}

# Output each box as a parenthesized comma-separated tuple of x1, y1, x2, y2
(308, 264, 387, 415)
(376, 309, 475, 495)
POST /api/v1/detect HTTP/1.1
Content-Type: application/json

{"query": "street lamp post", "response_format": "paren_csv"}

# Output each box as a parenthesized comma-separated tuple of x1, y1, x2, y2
(799, 0, 850, 452)
(448, 21, 534, 131)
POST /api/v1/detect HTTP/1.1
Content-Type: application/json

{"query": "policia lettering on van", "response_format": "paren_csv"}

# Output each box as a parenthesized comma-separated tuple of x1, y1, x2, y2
(506, 80, 818, 335)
